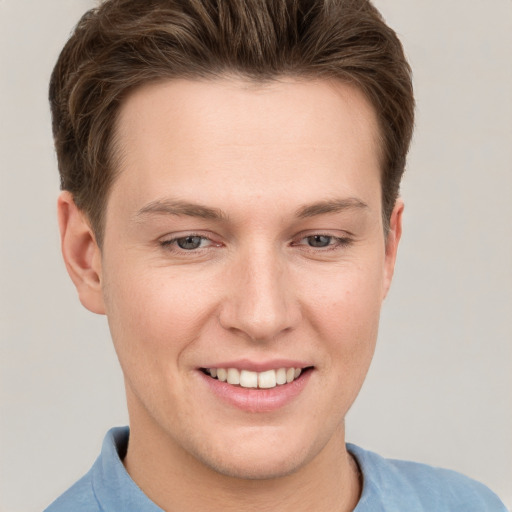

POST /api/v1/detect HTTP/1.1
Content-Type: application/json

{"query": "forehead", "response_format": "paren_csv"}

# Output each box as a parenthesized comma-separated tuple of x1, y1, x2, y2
(116, 77, 380, 155)
(110, 77, 382, 217)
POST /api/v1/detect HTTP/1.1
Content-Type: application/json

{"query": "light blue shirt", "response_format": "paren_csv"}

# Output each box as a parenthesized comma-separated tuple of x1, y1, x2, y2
(45, 427, 507, 511)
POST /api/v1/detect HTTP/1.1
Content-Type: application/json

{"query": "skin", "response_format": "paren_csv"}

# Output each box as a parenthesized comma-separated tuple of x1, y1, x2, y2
(58, 77, 403, 512)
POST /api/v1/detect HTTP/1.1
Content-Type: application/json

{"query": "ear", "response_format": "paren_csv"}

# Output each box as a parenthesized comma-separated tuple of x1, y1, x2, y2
(382, 199, 404, 300)
(58, 191, 106, 314)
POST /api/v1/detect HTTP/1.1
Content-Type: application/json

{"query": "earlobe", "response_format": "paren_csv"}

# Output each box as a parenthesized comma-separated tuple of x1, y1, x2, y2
(58, 191, 106, 314)
(382, 199, 404, 299)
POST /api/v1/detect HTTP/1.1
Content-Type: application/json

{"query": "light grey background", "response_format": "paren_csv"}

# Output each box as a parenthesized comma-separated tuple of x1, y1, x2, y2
(1, 1, 510, 511)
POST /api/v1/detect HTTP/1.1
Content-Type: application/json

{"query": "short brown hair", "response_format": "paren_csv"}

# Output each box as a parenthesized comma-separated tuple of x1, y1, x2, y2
(50, 0, 414, 245)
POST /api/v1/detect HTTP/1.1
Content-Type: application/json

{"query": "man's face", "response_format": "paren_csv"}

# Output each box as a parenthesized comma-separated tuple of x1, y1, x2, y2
(96, 78, 401, 478)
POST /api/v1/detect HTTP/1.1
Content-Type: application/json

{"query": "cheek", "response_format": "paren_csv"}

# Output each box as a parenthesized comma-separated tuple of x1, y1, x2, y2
(304, 257, 384, 329)
(301, 259, 384, 374)
(102, 263, 217, 369)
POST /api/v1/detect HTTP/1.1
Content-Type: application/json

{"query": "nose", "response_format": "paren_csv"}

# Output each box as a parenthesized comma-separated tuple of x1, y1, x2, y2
(218, 246, 301, 342)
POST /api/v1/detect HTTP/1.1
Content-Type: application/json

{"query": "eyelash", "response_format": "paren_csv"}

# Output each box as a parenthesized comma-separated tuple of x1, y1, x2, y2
(159, 233, 353, 254)
(160, 234, 217, 252)
(293, 235, 353, 251)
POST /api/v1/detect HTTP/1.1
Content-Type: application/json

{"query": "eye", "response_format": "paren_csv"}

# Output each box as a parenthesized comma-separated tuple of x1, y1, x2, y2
(176, 235, 205, 250)
(292, 233, 353, 252)
(305, 235, 333, 248)
(160, 234, 215, 251)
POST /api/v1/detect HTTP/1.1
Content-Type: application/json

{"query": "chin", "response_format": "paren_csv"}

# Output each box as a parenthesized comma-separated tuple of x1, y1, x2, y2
(186, 425, 328, 481)
(198, 448, 307, 480)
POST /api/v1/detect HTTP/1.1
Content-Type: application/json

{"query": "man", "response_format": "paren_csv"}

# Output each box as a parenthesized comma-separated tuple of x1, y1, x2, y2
(45, 0, 507, 510)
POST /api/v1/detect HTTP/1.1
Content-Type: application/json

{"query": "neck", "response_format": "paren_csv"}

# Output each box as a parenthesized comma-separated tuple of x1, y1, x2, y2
(123, 411, 361, 512)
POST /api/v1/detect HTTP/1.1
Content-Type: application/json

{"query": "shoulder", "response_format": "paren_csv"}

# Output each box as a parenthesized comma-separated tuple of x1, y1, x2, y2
(43, 427, 126, 512)
(348, 444, 507, 511)
(44, 469, 100, 512)
(43, 427, 162, 512)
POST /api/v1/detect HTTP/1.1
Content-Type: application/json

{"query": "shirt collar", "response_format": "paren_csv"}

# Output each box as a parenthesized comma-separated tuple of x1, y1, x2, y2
(91, 426, 163, 512)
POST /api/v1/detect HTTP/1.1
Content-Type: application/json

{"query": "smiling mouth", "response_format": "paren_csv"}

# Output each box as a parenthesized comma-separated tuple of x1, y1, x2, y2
(200, 367, 312, 389)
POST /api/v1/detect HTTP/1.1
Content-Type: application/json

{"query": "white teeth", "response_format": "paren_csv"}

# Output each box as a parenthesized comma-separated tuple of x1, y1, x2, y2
(227, 368, 240, 385)
(240, 370, 258, 388)
(276, 368, 287, 385)
(258, 370, 276, 389)
(206, 366, 305, 388)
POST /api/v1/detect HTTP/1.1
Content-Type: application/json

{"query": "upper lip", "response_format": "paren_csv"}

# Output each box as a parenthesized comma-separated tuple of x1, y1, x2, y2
(199, 358, 313, 372)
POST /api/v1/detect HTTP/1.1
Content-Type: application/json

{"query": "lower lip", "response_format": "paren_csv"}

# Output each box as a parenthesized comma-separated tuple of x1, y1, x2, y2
(199, 370, 313, 413)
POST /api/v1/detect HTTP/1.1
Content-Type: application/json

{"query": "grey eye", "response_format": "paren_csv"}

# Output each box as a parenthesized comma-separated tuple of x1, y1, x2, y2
(177, 235, 204, 250)
(306, 235, 332, 248)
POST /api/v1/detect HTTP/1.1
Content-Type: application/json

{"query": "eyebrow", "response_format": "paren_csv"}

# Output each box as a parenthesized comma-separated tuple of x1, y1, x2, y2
(135, 199, 228, 221)
(135, 197, 368, 222)
(295, 198, 369, 218)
